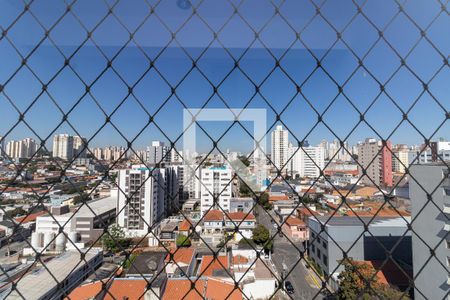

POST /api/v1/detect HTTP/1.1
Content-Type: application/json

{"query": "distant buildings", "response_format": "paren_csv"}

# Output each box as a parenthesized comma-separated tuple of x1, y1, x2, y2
(288, 143, 325, 178)
(357, 138, 393, 187)
(0, 136, 5, 158)
(271, 125, 289, 173)
(410, 163, 450, 300)
(200, 166, 233, 216)
(93, 146, 127, 161)
(147, 141, 168, 165)
(52, 134, 87, 160)
(392, 144, 410, 173)
(6, 138, 38, 159)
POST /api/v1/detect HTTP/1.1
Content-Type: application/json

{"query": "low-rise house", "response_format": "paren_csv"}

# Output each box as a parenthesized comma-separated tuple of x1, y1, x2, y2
(164, 247, 196, 277)
(163, 277, 242, 300)
(282, 216, 308, 241)
(224, 212, 256, 241)
(202, 210, 225, 245)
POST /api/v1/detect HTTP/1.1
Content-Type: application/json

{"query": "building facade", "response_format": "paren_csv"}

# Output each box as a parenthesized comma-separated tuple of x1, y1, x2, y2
(271, 125, 289, 174)
(410, 163, 450, 300)
(357, 138, 393, 187)
(116, 166, 166, 236)
(200, 166, 233, 216)
(288, 144, 325, 178)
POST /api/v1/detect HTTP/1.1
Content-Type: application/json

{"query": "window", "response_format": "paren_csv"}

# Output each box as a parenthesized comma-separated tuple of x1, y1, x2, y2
(323, 255, 328, 266)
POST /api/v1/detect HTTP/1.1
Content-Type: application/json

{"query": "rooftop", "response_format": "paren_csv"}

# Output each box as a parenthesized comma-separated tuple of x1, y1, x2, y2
(9, 249, 101, 299)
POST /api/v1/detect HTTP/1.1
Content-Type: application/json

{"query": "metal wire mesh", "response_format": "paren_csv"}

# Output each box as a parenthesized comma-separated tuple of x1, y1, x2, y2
(0, 0, 449, 299)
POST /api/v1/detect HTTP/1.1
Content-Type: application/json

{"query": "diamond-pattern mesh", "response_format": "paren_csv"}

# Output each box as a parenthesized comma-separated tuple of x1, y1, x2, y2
(0, 0, 449, 299)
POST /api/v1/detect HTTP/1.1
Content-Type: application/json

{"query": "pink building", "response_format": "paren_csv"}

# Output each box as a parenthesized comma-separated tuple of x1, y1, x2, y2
(282, 216, 309, 241)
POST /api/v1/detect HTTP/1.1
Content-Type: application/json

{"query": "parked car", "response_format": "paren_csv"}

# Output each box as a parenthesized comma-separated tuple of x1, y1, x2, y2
(284, 281, 294, 294)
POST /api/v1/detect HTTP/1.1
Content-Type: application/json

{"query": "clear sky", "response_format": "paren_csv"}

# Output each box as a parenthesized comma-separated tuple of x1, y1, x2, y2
(0, 0, 449, 152)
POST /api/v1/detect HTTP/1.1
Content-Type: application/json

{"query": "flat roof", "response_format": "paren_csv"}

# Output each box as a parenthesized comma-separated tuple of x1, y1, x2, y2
(8, 249, 101, 299)
(311, 216, 411, 227)
(74, 196, 117, 217)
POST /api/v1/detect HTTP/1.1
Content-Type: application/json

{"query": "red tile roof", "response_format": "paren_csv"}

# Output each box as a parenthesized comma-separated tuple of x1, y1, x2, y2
(285, 216, 306, 227)
(269, 194, 289, 201)
(205, 278, 242, 300)
(15, 211, 46, 224)
(104, 279, 147, 300)
(165, 247, 195, 265)
(232, 255, 249, 265)
(163, 279, 205, 300)
(199, 255, 229, 277)
(203, 209, 224, 221)
(226, 212, 255, 221)
(65, 281, 103, 299)
(163, 278, 243, 300)
(179, 219, 192, 231)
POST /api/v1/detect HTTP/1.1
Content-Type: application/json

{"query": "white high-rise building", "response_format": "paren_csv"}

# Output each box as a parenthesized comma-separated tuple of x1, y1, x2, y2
(271, 125, 289, 174)
(52, 134, 74, 160)
(116, 166, 166, 236)
(200, 166, 233, 216)
(93, 148, 103, 160)
(6, 138, 38, 159)
(288, 144, 325, 178)
(170, 148, 183, 164)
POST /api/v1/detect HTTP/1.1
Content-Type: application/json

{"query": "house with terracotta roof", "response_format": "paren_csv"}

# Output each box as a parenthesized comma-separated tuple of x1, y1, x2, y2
(165, 247, 196, 277)
(282, 216, 309, 241)
(197, 255, 230, 278)
(224, 212, 256, 241)
(201, 210, 225, 245)
(268, 192, 289, 202)
(163, 277, 242, 300)
(66, 277, 166, 300)
(178, 219, 193, 236)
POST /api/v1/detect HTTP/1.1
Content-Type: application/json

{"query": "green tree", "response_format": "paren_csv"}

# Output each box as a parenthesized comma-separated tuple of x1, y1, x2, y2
(176, 235, 191, 247)
(102, 224, 129, 252)
(252, 224, 273, 251)
(258, 193, 272, 210)
(72, 193, 91, 205)
(337, 259, 408, 300)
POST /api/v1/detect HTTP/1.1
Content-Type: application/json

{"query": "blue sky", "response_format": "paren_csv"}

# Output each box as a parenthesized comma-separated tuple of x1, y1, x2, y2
(0, 0, 449, 152)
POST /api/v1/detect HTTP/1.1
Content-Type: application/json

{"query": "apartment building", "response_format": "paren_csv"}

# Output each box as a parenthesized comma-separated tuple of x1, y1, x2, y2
(410, 163, 450, 300)
(271, 125, 289, 173)
(357, 138, 393, 187)
(200, 166, 233, 216)
(117, 166, 175, 236)
(288, 144, 325, 178)
(6, 138, 38, 159)
(392, 144, 410, 173)
(52, 134, 74, 160)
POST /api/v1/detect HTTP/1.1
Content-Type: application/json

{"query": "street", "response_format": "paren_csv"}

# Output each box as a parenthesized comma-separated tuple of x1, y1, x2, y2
(256, 205, 323, 300)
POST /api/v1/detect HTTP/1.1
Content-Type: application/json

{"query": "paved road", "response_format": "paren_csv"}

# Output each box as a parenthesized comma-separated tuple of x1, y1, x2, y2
(256, 206, 323, 300)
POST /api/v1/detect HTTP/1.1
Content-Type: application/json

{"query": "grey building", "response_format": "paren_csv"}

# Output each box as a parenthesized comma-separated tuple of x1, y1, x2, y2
(308, 216, 412, 289)
(6, 249, 102, 300)
(410, 163, 450, 300)
(230, 197, 254, 213)
(147, 141, 168, 165)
